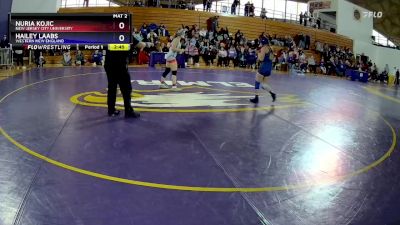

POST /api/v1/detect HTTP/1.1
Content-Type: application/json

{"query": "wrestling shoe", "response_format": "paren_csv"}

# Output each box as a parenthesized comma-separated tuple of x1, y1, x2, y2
(250, 95, 259, 103)
(125, 110, 140, 118)
(108, 110, 120, 117)
(270, 92, 276, 102)
(171, 85, 181, 91)
(159, 82, 170, 89)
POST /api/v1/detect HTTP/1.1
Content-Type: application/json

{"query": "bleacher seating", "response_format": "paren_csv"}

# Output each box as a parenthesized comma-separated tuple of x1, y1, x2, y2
(58, 7, 353, 50)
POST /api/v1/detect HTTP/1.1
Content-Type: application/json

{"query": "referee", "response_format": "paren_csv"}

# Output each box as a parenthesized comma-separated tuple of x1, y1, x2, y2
(104, 45, 140, 118)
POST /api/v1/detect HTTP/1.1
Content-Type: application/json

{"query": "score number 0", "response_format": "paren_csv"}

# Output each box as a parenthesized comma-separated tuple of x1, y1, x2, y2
(119, 22, 125, 42)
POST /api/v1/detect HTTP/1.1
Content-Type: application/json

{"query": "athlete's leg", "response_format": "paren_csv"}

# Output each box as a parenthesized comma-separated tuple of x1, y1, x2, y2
(250, 73, 263, 103)
(170, 62, 179, 90)
(261, 76, 276, 102)
(160, 63, 172, 89)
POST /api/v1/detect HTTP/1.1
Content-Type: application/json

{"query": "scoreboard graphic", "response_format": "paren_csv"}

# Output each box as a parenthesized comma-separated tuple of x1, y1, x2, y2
(9, 13, 132, 50)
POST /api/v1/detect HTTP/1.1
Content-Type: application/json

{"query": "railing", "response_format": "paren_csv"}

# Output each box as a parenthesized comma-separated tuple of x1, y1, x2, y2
(372, 36, 398, 49)
(60, 0, 337, 32)
(0, 48, 13, 68)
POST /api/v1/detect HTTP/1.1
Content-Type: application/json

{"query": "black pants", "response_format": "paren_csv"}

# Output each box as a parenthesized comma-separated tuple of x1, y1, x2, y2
(104, 66, 133, 114)
(396, 75, 399, 85)
(15, 54, 23, 66)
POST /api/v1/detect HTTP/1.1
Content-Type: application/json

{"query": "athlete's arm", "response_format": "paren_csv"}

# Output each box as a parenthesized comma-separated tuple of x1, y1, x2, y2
(257, 46, 267, 61)
(170, 38, 184, 53)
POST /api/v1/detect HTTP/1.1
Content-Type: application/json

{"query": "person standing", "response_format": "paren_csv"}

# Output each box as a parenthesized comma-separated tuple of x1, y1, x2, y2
(250, 37, 277, 103)
(299, 12, 303, 25)
(304, 12, 308, 26)
(159, 29, 186, 90)
(396, 68, 400, 86)
(104, 47, 140, 118)
(0, 35, 10, 66)
(14, 47, 24, 69)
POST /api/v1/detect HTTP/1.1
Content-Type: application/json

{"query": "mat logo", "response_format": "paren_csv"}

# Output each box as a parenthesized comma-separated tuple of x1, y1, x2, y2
(132, 80, 254, 88)
(70, 84, 305, 112)
(122, 92, 251, 108)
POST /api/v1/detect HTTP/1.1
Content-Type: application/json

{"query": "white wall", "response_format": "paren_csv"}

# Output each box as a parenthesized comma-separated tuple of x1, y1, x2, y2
(336, 0, 373, 43)
(353, 41, 377, 63)
(12, 0, 62, 13)
(354, 41, 400, 74)
(375, 47, 400, 75)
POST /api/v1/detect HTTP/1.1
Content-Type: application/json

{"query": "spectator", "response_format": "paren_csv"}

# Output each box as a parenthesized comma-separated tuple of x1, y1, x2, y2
(0, 34, 8, 48)
(206, 0, 211, 12)
(260, 8, 267, 19)
(36, 51, 46, 67)
(158, 24, 169, 37)
(231, 2, 237, 15)
(227, 45, 237, 67)
(161, 43, 169, 52)
(62, 51, 72, 66)
(335, 59, 346, 76)
(209, 45, 218, 65)
(76, 50, 85, 66)
(244, 1, 251, 16)
(396, 69, 399, 85)
(238, 47, 246, 67)
(370, 64, 379, 81)
(140, 23, 149, 41)
(92, 50, 103, 66)
(246, 47, 257, 69)
(147, 30, 158, 44)
(308, 55, 316, 74)
(298, 52, 307, 72)
(203, 0, 207, 11)
(304, 12, 308, 26)
(217, 45, 227, 67)
(0, 34, 10, 67)
(14, 48, 24, 69)
(320, 58, 327, 74)
(316, 17, 321, 29)
(299, 12, 303, 25)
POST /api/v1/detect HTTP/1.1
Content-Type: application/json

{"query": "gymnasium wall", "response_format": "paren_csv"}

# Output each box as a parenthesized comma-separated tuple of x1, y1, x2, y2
(11, 0, 62, 13)
(0, 0, 13, 36)
(336, 0, 373, 44)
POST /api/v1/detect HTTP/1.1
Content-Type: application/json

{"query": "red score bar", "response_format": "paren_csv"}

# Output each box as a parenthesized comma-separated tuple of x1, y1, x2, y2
(14, 20, 131, 33)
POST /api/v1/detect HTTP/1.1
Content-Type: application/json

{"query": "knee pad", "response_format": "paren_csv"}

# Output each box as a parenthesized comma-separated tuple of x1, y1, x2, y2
(162, 68, 171, 77)
(255, 81, 260, 89)
(172, 71, 177, 75)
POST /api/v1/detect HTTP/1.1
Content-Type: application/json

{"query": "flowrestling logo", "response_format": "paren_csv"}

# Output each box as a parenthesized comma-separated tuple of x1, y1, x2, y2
(70, 80, 306, 112)
(362, 11, 383, 18)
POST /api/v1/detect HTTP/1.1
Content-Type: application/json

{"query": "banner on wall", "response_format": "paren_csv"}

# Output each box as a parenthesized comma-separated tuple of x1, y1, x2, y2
(309, 1, 332, 11)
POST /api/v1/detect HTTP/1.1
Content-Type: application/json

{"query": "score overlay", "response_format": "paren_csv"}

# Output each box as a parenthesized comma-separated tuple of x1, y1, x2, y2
(9, 13, 132, 50)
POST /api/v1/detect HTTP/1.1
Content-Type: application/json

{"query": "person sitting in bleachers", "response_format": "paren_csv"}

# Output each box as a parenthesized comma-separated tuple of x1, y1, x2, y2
(307, 55, 316, 74)
(298, 51, 308, 72)
(335, 59, 346, 77)
(217, 45, 228, 67)
(157, 24, 169, 37)
(246, 46, 257, 69)
(35, 51, 46, 67)
(75, 50, 85, 66)
(62, 51, 72, 66)
(91, 50, 103, 66)
(227, 45, 238, 67)
(320, 58, 327, 74)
